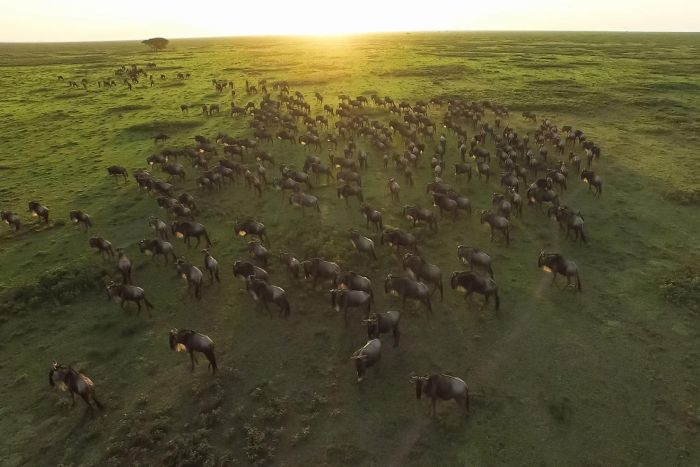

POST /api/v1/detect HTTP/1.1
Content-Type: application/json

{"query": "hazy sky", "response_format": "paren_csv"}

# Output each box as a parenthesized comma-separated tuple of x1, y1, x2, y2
(1, 0, 699, 42)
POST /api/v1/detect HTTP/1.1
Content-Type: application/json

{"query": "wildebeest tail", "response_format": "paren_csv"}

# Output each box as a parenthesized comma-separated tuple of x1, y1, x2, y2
(576, 274, 582, 291)
(92, 395, 105, 410)
(204, 347, 217, 373)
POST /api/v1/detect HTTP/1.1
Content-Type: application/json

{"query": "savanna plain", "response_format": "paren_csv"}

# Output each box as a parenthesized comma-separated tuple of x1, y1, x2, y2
(0, 32, 699, 466)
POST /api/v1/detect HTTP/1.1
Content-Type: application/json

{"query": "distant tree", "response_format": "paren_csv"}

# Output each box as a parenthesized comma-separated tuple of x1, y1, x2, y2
(142, 37, 169, 52)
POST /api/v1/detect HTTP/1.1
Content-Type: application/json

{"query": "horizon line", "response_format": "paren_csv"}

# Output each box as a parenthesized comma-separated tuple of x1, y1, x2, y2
(1, 28, 699, 45)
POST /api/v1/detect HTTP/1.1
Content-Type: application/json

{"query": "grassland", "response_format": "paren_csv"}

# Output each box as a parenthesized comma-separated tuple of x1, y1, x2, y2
(0, 32, 699, 466)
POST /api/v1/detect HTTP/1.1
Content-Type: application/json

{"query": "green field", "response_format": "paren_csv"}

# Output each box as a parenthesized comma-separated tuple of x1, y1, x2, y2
(1, 32, 699, 466)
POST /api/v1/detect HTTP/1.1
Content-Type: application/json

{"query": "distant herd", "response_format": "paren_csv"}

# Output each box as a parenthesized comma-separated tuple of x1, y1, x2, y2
(5, 61, 606, 417)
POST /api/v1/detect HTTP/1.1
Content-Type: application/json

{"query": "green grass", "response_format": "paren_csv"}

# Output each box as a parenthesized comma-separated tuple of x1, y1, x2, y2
(0, 31, 699, 466)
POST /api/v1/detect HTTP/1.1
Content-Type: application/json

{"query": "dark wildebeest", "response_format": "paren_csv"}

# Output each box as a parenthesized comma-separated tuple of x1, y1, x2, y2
(89, 237, 114, 259)
(349, 229, 377, 260)
(233, 260, 269, 281)
(106, 281, 154, 316)
(202, 249, 220, 283)
(384, 274, 433, 315)
(337, 184, 364, 207)
(139, 238, 177, 263)
(1, 211, 21, 231)
(245, 275, 290, 317)
(432, 193, 459, 220)
(450, 271, 500, 310)
(492, 193, 512, 219)
(303, 258, 341, 287)
(234, 218, 269, 245)
(289, 192, 320, 214)
(457, 245, 494, 278)
(248, 240, 269, 267)
(381, 228, 418, 252)
(28, 201, 49, 223)
(364, 311, 400, 347)
(49, 362, 104, 410)
(538, 251, 582, 291)
(176, 257, 204, 299)
(116, 249, 132, 283)
(162, 162, 186, 182)
(388, 178, 401, 202)
(169, 329, 217, 373)
(350, 338, 381, 383)
(148, 216, 169, 240)
(550, 206, 586, 244)
(403, 253, 443, 301)
(336, 271, 373, 299)
(171, 221, 212, 247)
(107, 165, 128, 183)
(154, 133, 169, 144)
(403, 205, 438, 231)
(331, 288, 372, 325)
(455, 163, 472, 181)
(69, 210, 92, 231)
(278, 252, 301, 279)
(359, 203, 383, 231)
(580, 170, 603, 196)
(480, 210, 510, 245)
(412, 374, 469, 417)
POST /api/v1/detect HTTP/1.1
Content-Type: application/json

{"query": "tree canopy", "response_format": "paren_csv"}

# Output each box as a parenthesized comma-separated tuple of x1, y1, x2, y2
(142, 37, 169, 51)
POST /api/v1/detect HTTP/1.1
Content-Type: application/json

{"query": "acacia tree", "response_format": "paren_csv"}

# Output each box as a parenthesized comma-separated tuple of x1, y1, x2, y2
(142, 37, 169, 52)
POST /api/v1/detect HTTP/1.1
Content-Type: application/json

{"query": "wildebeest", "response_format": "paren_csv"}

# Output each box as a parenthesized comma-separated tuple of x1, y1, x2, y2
(234, 218, 269, 245)
(233, 260, 269, 281)
(162, 162, 186, 182)
(384, 274, 433, 315)
(480, 210, 510, 245)
(107, 165, 128, 183)
(171, 221, 212, 247)
(349, 229, 377, 260)
(245, 275, 290, 317)
(139, 238, 177, 263)
(350, 338, 381, 383)
(69, 210, 92, 231)
(148, 216, 169, 240)
(381, 228, 417, 252)
(432, 192, 459, 220)
(201, 249, 220, 283)
(580, 170, 603, 196)
(116, 249, 132, 283)
(550, 206, 586, 244)
(28, 201, 49, 223)
(337, 184, 364, 207)
(450, 271, 500, 310)
(248, 240, 269, 267)
(403, 253, 443, 301)
(364, 311, 400, 347)
(457, 245, 494, 278)
(169, 329, 217, 373)
(154, 133, 169, 144)
(413, 374, 469, 417)
(538, 251, 582, 291)
(336, 270, 373, 299)
(331, 288, 372, 325)
(455, 163, 472, 181)
(49, 362, 104, 410)
(106, 281, 154, 316)
(359, 203, 383, 231)
(176, 257, 204, 299)
(403, 205, 438, 231)
(289, 192, 320, 214)
(303, 258, 341, 287)
(388, 178, 401, 202)
(492, 193, 512, 219)
(1, 211, 21, 231)
(89, 237, 114, 259)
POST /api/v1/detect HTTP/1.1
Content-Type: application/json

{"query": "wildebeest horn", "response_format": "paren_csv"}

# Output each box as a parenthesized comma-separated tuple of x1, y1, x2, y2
(52, 361, 58, 369)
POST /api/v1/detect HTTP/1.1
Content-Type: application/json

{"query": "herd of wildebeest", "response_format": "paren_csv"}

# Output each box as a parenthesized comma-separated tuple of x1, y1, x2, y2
(3, 63, 605, 418)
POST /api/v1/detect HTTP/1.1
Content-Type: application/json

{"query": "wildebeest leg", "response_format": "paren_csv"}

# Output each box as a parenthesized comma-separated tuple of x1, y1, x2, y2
(432, 398, 437, 417)
(71, 391, 76, 406)
(189, 350, 196, 370)
(79, 392, 91, 407)
(195, 236, 201, 248)
(263, 300, 272, 317)
(550, 272, 557, 287)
